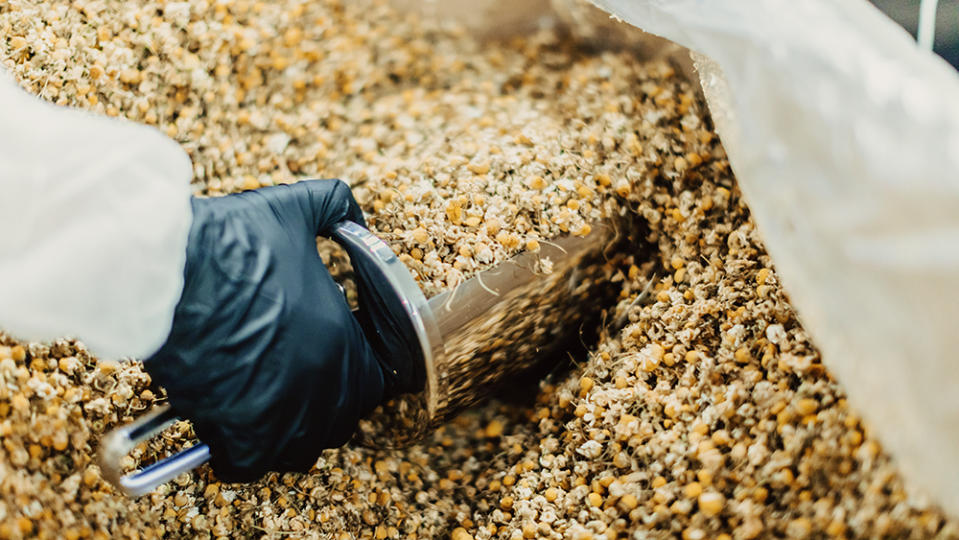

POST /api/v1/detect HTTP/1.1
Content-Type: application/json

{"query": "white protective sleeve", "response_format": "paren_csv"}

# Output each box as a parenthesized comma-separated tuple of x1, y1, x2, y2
(591, 0, 959, 517)
(0, 74, 193, 360)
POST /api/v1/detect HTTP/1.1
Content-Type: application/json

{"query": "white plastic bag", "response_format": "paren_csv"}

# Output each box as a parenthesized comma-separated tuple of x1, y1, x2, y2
(0, 75, 193, 359)
(590, 0, 959, 517)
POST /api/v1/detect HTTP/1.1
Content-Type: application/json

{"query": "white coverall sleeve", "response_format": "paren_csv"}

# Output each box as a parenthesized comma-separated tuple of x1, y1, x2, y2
(0, 73, 193, 359)
(591, 0, 959, 517)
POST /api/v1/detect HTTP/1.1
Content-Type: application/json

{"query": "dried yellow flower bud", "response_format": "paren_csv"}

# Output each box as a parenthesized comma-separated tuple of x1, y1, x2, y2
(698, 491, 724, 517)
(484, 420, 504, 438)
(795, 398, 818, 416)
(451, 528, 473, 540)
(467, 161, 490, 175)
(526, 176, 546, 190)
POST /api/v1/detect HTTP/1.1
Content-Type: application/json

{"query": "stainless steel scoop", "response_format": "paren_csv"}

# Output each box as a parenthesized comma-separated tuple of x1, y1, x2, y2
(100, 217, 638, 496)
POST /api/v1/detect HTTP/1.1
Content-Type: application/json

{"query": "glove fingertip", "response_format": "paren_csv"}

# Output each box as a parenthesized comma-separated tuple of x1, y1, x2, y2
(302, 178, 367, 235)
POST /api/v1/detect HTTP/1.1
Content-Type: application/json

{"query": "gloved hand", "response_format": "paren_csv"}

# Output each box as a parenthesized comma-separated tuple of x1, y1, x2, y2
(144, 179, 417, 482)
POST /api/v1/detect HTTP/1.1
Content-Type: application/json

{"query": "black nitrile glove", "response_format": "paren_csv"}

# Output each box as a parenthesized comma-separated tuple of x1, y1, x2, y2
(144, 179, 418, 483)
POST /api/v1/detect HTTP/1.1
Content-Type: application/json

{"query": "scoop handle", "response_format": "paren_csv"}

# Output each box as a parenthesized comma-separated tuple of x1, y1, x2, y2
(97, 404, 211, 497)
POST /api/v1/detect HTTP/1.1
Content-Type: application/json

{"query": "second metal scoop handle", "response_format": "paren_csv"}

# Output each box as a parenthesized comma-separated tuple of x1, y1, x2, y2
(98, 220, 437, 497)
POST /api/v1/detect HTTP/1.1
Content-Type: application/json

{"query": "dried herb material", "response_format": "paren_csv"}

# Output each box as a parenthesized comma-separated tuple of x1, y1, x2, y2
(1, 0, 957, 539)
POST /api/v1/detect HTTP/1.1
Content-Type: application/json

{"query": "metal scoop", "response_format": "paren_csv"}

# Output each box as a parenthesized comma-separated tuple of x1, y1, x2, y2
(99, 217, 640, 496)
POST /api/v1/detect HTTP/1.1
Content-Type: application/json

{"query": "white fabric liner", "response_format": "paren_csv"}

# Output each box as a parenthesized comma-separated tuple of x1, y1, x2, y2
(0, 75, 192, 359)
